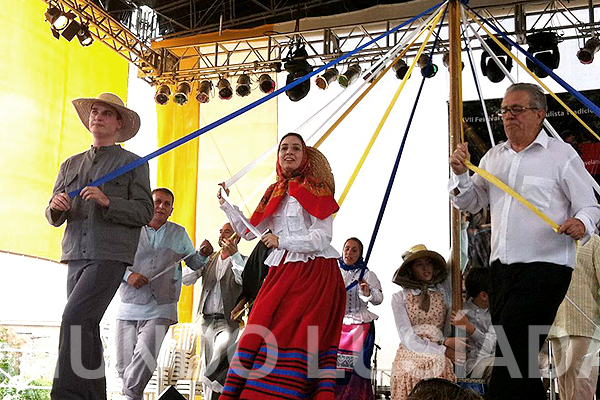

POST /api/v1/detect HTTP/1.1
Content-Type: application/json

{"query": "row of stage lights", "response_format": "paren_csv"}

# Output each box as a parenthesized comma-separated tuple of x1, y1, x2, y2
(44, 5, 94, 46)
(154, 31, 600, 105)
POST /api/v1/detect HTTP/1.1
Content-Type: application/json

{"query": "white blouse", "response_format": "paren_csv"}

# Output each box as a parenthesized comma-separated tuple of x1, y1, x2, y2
(220, 194, 340, 266)
(341, 268, 383, 325)
(391, 285, 452, 356)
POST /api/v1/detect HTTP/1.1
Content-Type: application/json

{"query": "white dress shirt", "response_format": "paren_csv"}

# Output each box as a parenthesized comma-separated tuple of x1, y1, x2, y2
(341, 269, 383, 325)
(220, 194, 340, 266)
(449, 131, 600, 268)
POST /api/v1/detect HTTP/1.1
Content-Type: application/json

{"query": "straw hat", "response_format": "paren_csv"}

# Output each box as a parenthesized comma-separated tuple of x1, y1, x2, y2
(307, 146, 335, 195)
(72, 92, 141, 142)
(392, 244, 447, 285)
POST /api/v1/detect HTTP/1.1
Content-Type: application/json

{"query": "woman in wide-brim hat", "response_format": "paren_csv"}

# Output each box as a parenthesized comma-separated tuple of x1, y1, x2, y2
(389, 244, 457, 400)
(217, 132, 346, 400)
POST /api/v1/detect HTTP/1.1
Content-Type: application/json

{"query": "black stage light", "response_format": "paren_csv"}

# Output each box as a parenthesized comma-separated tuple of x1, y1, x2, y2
(258, 74, 275, 93)
(315, 68, 339, 90)
(236, 74, 251, 97)
(45, 6, 69, 31)
(173, 82, 191, 105)
(284, 45, 313, 102)
(196, 80, 212, 103)
(77, 24, 93, 46)
(392, 59, 410, 80)
(480, 37, 513, 83)
(154, 84, 171, 105)
(61, 18, 82, 42)
(217, 78, 233, 100)
(338, 63, 362, 88)
(526, 31, 561, 78)
(577, 37, 600, 65)
(418, 54, 438, 78)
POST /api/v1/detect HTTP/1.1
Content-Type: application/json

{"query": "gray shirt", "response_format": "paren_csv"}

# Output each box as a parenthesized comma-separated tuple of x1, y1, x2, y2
(463, 298, 496, 375)
(45, 145, 153, 264)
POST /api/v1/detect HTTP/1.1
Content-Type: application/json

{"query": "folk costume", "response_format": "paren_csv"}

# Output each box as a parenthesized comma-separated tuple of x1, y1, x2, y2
(390, 245, 455, 400)
(335, 257, 383, 400)
(220, 141, 346, 400)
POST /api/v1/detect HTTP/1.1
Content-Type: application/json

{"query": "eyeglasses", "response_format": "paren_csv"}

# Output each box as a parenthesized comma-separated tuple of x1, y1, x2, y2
(498, 105, 538, 117)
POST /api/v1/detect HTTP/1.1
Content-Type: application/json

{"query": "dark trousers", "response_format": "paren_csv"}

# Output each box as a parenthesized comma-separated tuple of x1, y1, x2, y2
(487, 261, 572, 400)
(51, 259, 127, 400)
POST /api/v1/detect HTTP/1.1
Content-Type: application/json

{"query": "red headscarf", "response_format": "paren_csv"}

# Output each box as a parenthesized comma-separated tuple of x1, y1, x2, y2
(249, 133, 339, 227)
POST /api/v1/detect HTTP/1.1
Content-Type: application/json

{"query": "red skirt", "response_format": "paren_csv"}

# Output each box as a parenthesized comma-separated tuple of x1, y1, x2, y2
(221, 256, 346, 399)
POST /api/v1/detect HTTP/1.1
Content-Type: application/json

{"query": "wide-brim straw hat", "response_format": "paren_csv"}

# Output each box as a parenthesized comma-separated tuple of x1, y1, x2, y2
(307, 146, 335, 195)
(72, 92, 141, 142)
(392, 244, 447, 285)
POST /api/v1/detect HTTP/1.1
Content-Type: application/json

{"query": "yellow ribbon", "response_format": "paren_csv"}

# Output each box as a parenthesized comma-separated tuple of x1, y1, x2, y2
(463, 159, 560, 232)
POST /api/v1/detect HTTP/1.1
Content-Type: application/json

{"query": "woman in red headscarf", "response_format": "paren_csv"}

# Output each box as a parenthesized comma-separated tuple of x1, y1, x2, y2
(217, 132, 346, 400)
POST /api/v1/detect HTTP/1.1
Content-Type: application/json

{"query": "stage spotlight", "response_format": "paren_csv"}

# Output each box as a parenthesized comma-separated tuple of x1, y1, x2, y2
(154, 84, 171, 105)
(173, 82, 191, 105)
(77, 24, 93, 46)
(45, 6, 69, 31)
(236, 74, 251, 97)
(61, 18, 82, 42)
(526, 31, 561, 78)
(258, 74, 275, 93)
(338, 64, 362, 88)
(196, 80, 212, 103)
(392, 59, 410, 80)
(315, 68, 339, 90)
(442, 51, 464, 71)
(577, 37, 600, 64)
(480, 37, 513, 83)
(418, 54, 438, 78)
(284, 45, 313, 102)
(217, 78, 233, 100)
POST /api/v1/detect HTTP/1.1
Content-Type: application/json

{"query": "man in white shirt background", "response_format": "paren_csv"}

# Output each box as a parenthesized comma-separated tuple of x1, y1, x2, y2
(448, 83, 600, 400)
(183, 222, 246, 400)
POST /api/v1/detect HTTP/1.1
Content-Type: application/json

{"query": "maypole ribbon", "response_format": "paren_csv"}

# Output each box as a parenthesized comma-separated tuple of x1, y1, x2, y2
(337, 7, 445, 211)
(68, 0, 447, 198)
(347, 5, 449, 292)
(465, 6, 600, 142)
(463, 160, 560, 232)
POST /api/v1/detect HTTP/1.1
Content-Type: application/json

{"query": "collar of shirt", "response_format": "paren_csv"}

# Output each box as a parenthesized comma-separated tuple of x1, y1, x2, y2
(500, 130, 549, 153)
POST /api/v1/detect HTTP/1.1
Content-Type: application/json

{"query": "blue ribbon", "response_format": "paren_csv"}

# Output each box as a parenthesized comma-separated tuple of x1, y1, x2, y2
(350, 5, 448, 291)
(465, 4, 600, 121)
(68, 1, 446, 198)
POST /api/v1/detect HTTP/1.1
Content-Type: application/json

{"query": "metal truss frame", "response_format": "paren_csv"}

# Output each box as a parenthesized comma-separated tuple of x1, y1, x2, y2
(39, 0, 599, 86)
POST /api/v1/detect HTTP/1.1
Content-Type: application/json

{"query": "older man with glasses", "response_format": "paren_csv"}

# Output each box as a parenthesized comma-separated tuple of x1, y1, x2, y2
(448, 83, 600, 400)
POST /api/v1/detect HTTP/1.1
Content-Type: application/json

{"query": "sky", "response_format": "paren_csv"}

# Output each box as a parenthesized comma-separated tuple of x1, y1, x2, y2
(2, 6, 599, 383)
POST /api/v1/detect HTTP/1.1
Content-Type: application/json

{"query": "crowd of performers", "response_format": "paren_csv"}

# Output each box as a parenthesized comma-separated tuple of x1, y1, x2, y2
(46, 82, 600, 400)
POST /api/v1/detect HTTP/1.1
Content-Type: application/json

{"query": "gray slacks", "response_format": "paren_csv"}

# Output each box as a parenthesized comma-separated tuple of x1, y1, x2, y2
(201, 315, 238, 400)
(115, 318, 171, 400)
(51, 259, 127, 400)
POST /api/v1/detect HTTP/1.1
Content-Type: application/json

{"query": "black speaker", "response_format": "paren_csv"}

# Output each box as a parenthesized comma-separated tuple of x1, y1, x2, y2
(158, 386, 186, 400)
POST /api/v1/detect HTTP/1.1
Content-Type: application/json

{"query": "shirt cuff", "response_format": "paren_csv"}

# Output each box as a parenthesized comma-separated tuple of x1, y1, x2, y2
(231, 251, 244, 267)
(123, 269, 133, 282)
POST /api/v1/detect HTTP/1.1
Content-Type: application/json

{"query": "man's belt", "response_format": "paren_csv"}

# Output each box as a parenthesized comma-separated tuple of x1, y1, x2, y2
(203, 313, 226, 320)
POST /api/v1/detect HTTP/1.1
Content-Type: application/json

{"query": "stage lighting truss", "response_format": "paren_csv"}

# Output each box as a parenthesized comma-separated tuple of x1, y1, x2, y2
(155, 84, 171, 105)
(577, 36, 600, 64)
(480, 37, 513, 83)
(338, 63, 362, 88)
(418, 54, 438, 78)
(236, 74, 252, 97)
(526, 31, 562, 78)
(258, 74, 276, 93)
(173, 82, 192, 105)
(217, 78, 233, 100)
(315, 68, 339, 90)
(196, 80, 213, 103)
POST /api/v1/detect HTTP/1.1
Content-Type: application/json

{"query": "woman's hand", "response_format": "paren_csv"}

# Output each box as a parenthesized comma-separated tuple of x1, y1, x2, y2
(261, 233, 279, 249)
(443, 337, 468, 365)
(217, 182, 230, 205)
(359, 279, 371, 296)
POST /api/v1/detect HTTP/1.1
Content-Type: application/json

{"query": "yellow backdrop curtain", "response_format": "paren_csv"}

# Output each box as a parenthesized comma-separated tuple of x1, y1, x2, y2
(0, 1, 128, 261)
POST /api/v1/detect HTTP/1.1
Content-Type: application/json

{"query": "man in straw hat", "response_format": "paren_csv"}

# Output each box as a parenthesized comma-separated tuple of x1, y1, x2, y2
(449, 83, 600, 399)
(45, 93, 153, 399)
